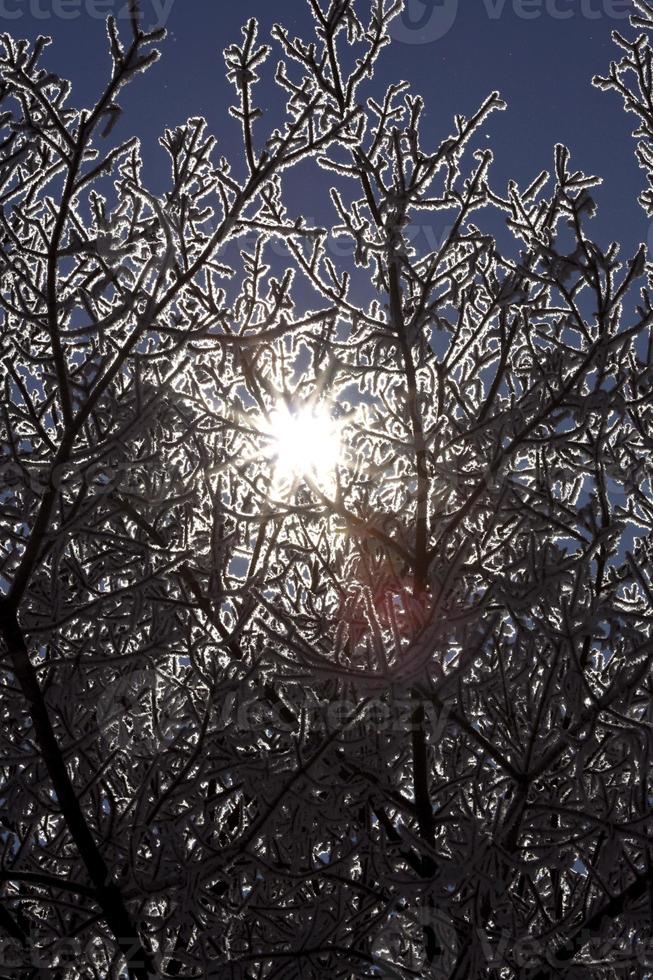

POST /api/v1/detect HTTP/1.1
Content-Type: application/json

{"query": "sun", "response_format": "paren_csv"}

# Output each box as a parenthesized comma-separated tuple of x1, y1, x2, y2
(266, 403, 341, 488)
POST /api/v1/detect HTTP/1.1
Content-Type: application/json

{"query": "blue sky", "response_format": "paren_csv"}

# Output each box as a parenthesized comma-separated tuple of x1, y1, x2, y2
(6, 0, 646, 259)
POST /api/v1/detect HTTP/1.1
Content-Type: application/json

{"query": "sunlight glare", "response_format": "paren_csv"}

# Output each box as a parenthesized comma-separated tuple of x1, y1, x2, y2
(267, 404, 340, 488)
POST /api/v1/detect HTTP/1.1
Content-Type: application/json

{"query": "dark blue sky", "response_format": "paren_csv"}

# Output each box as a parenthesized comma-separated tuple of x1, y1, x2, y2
(9, 0, 647, 258)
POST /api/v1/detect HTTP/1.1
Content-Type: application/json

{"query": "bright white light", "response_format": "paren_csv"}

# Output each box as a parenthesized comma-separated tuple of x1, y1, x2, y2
(267, 403, 340, 488)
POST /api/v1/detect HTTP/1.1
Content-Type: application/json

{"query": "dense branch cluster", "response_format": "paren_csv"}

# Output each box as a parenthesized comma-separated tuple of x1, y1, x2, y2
(1, 1, 653, 977)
